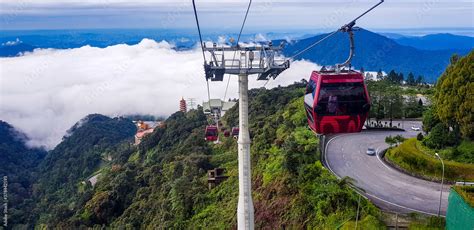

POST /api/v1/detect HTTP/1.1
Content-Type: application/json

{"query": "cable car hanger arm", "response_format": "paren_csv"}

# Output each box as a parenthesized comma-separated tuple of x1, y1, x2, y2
(288, 0, 384, 61)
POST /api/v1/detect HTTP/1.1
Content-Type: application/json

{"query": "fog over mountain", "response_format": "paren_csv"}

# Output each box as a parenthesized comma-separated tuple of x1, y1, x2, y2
(0, 39, 319, 149)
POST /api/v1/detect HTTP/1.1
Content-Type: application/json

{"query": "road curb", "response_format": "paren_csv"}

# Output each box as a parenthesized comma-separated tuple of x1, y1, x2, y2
(380, 148, 454, 184)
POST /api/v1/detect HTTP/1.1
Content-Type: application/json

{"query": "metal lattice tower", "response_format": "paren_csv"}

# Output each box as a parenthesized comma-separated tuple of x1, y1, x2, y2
(203, 43, 289, 229)
(187, 98, 196, 110)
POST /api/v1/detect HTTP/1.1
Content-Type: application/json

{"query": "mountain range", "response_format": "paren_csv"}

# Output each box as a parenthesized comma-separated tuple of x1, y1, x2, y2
(279, 29, 471, 82)
(394, 33, 474, 51)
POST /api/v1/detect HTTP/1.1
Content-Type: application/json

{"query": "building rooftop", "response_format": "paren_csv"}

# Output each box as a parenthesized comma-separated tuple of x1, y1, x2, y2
(203, 99, 237, 115)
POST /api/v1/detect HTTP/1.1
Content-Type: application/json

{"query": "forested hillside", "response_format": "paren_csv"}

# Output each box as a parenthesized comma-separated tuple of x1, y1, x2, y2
(7, 83, 382, 229)
(2, 114, 137, 227)
(0, 121, 46, 225)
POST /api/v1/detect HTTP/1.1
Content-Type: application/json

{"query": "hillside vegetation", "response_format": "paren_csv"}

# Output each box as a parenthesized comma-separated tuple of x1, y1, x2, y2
(6, 83, 384, 229)
(386, 138, 474, 181)
(0, 114, 136, 229)
(0, 121, 47, 225)
(386, 50, 474, 182)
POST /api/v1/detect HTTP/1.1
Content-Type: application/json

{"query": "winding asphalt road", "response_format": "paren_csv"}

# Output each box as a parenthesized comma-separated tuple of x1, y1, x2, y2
(325, 121, 449, 216)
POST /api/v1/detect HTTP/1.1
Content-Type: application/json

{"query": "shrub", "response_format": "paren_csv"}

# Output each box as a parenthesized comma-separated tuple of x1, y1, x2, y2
(417, 132, 424, 141)
(386, 138, 474, 181)
(423, 123, 459, 149)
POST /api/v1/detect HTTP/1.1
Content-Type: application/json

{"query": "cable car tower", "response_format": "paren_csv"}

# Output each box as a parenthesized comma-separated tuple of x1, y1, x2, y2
(193, 0, 383, 228)
(206, 44, 289, 229)
(193, 1, 289, 229)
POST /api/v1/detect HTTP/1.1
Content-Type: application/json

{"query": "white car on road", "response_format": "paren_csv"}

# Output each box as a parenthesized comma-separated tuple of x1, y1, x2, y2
(366, 148, 376, 156)
(411, 126, 421, 131)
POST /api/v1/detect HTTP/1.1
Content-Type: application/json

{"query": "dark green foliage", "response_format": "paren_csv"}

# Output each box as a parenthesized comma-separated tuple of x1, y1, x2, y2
(422, 107, 440, 133)
(0, 121, 46, 225)
(423, 123, 460, 149)
(385, 136, 397, 147)
(387, 70, 403, 84)
(406, 72, 416, 85)
(404, 96, 425, 118)
(32, 114, 137, 226)
(417, 133, 424, 141)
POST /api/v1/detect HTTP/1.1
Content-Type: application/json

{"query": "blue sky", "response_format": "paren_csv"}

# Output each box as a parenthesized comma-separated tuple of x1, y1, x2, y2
(0, 0, 473, 31)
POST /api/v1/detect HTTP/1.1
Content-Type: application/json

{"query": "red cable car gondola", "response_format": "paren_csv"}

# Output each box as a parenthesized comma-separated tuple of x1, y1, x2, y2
(304, 69, 370, 134)
(303, 23, 373, 135)
(224, 130, 231, 137)
(231, 127, 239, 138)
(205, 125, 218, 141)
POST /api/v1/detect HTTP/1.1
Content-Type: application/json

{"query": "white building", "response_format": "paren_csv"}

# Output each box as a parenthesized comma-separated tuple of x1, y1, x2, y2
(203, 99, 237, 117)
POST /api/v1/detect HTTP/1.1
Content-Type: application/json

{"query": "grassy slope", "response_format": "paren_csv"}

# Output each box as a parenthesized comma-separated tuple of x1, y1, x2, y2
(386, 138, 474, 181)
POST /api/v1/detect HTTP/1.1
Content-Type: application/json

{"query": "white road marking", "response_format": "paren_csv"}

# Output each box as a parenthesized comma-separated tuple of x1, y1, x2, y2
(375, 147, 395, 171)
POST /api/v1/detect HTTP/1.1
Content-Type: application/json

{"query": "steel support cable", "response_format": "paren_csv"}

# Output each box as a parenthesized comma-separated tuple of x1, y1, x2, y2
(288, 30, 339, 61)
(261, 0, 384, 88)
(192, 0, 206, 62)
(287, 0, 383, 61)
(192, 0, 213, 117)
(224, 0, 253, 101)
(260, 30, 339, 88)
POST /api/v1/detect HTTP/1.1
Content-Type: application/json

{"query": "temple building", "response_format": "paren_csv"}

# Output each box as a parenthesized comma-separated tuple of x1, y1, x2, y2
(180, 97, 187, 113)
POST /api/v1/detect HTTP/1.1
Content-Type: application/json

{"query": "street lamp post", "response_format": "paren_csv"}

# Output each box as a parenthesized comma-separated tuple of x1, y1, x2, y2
(434, 153, 445, 217)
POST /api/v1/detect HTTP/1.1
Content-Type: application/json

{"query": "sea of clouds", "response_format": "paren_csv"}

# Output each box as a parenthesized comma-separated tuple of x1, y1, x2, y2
(0, 39, 319, 149)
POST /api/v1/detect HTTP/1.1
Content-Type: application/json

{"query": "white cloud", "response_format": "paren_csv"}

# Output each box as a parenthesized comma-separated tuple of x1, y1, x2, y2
(2, 38, 22, 46)
(0, 39, 319, 149)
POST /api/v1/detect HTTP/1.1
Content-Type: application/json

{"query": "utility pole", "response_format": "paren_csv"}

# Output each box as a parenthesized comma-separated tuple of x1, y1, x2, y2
(202, 43, 289, 229)
(187, 98, 196, 110)
(435, 153, 445, 217)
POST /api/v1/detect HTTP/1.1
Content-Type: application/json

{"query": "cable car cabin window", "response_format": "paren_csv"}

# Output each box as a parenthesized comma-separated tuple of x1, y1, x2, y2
(316, 82, 367, 116)
(306, 79, 317, 97)
(304, 79, 317, 108)
(207, 130, 217, 136)
(305, 104, 314, 123)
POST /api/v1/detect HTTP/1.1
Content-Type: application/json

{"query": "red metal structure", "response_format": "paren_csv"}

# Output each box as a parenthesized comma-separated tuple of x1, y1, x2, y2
(304, 70, 370, 134)
(205, 125, 218, 141)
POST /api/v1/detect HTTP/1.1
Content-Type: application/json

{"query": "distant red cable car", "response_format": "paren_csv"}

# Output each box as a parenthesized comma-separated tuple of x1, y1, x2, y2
(224, 130, 231, 137)
(304, 70, 370, 134)
(231, 127, 239, 138)
(205, 125, 218, 141)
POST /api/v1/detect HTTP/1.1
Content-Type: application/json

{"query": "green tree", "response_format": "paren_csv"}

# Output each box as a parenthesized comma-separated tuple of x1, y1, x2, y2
(423, 123, 459, 149)
(416, 75, 424, 85)
(422, 107, 440, 133)
(393, 135, 406, 146)
(376, 69, 384, 80)
(385, 136, 397, 147)
(406, 72, 416, 86)
(397, 73, 404, 84)
(434, 52, 474, 139)
(387, 70, 398, 83)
